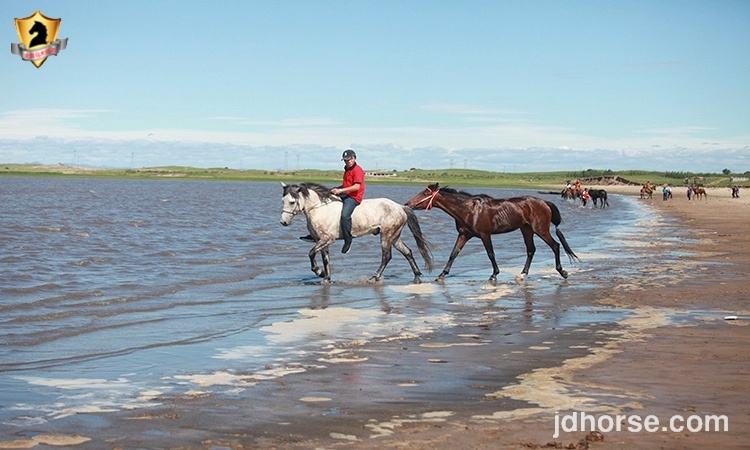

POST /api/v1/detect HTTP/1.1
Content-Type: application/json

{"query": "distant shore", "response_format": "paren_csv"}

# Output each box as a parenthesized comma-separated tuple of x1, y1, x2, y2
(2, 164, 747, 192)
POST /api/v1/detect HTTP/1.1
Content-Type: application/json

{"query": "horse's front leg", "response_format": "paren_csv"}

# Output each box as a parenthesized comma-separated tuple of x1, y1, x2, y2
(437, 234, 470, 283)
(309, 239, 333, 281)
(320, 246, 331, 282)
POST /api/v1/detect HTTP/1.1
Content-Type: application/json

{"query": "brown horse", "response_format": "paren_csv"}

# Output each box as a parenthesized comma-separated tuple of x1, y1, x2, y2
(561, 187, 582, 201)
(640, 185, 654, 199)
(693, 186, 707, 200)
(405, 183, 579, 283)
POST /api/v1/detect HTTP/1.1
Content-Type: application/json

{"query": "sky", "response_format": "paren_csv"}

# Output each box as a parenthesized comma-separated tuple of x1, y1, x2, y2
(1, 0, 749, 173)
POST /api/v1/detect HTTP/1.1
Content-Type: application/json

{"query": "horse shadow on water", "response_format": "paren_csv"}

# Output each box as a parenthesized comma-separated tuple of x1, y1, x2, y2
(405, 183, 580, 284)
(279, 182, 433, 284)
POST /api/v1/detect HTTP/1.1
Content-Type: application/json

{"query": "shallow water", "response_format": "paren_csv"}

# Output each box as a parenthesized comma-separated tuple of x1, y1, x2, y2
(0, 178, 681, 434)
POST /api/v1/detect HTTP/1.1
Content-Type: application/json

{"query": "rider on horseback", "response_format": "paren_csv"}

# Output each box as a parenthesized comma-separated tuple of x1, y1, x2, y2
(332, 150, 365, 254)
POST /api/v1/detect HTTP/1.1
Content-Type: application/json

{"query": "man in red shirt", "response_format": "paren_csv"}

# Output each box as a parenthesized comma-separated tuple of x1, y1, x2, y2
(331, 149, 365, 253)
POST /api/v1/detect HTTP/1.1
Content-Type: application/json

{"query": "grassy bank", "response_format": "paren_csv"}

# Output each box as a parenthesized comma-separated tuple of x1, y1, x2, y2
(1, 163, 745, 189)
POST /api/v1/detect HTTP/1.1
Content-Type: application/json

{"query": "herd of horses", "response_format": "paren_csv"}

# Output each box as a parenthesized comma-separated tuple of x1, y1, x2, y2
(280, 180, 714, 284)
(561, 187, 610, 208)
(640, 185, 707, 200)
(280, 182, 579, 284)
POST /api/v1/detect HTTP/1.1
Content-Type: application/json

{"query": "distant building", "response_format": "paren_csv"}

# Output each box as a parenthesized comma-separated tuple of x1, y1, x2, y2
(366, 170, 396, 178)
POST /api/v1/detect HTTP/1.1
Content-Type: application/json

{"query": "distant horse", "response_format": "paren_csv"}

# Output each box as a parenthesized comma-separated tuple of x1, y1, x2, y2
(640, 186, 654, 199)
(29, 21, 49, 48)
(280, 182, 432, 283)
(589, 189, 609, 208)
(693, 186, 707, 200)
(405, 183, 579, 283)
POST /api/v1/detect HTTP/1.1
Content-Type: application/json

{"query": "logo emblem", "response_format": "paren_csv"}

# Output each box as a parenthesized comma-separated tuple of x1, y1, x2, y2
(11, 10, 68, 68)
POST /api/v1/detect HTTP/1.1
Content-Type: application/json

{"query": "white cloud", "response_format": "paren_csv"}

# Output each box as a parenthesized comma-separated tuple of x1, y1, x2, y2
(1, 108, 748, 172)
(418, 101, 523, 116)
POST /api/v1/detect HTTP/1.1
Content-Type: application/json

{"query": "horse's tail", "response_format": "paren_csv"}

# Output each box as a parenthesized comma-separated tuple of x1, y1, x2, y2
(404, 207, 434, 271)
(545, 201, 580, 263)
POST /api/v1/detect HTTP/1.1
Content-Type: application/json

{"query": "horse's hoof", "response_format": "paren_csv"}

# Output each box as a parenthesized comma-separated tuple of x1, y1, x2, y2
(412, 276, 422, 284)
(515, 274, 525, 282)
(368, 276, 383, 284)
(559, 270, 569, 279)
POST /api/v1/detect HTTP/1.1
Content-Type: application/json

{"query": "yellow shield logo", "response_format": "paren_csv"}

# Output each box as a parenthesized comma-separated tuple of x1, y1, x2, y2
(13, 11, 65, 68)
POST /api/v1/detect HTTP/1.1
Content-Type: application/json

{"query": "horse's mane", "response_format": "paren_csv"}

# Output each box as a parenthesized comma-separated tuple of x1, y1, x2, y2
(294, 182, 341, 202)
(439, 186, 493, 201)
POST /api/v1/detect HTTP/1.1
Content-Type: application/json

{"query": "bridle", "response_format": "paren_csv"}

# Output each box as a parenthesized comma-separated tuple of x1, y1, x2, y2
(412, 186, 440, 210)
(281, 202, 302, 217)
(282, 195, 337, 217)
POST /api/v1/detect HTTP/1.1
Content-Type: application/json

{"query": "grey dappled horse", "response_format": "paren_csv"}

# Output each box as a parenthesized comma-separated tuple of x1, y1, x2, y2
(280, 182, 432, 283)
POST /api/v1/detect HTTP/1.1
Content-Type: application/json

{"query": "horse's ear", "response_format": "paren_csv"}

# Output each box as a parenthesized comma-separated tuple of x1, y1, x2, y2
(428, 182, 439, 190)
(280, 182, 287, 188)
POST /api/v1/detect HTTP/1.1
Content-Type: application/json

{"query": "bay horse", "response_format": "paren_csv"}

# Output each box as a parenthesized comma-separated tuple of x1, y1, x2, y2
(405, 183, 579, 283)
(561, 187, 582, 201)
(693, 186, 707, 200)
(589, 188, 609, 208)
(640, 186, 653, 199)
(280, 182, 432, 283)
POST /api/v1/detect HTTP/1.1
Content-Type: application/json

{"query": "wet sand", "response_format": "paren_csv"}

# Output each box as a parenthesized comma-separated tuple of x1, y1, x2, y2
(2, 186, 748, 449)
(361, 186, 750, 449)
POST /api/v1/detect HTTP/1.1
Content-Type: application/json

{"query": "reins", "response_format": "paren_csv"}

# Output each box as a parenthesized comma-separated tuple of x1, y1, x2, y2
(282, 196, 339, 216)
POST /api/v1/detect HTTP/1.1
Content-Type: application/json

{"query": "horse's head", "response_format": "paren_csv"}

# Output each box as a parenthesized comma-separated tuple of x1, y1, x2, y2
(280, 182, 334, 225)
(280, 182, 305, 226)
(405, 183, 441, 210)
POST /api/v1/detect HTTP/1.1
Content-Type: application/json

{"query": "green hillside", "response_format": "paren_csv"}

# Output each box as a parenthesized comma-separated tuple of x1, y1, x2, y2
(1, 164, 746, 188)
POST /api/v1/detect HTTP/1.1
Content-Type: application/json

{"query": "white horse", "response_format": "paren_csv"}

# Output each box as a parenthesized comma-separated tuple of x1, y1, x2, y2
(280, 182, 432, 283)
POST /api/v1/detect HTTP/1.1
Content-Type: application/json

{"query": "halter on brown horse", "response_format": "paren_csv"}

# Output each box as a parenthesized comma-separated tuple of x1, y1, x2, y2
(405, 183, 579, 283)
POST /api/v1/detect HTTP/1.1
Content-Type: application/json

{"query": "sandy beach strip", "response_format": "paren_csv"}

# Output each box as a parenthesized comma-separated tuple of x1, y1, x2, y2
(364, 185, 750, 449)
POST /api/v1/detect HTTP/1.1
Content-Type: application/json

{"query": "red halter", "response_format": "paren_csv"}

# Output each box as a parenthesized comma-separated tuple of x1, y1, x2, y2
(414, 186, 440, 210)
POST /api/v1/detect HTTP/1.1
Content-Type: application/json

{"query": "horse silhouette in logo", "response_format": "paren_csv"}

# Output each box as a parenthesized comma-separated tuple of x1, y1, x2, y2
(29, 21, 48, 48)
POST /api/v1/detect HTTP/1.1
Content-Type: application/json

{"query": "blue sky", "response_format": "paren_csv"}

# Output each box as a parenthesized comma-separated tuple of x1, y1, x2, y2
(2, 1, 749, 172)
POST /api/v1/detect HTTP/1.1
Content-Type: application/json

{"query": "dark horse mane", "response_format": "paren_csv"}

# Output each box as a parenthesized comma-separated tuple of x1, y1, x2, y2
(284, 182, 341, 202)
(433, 184, 495, 203)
